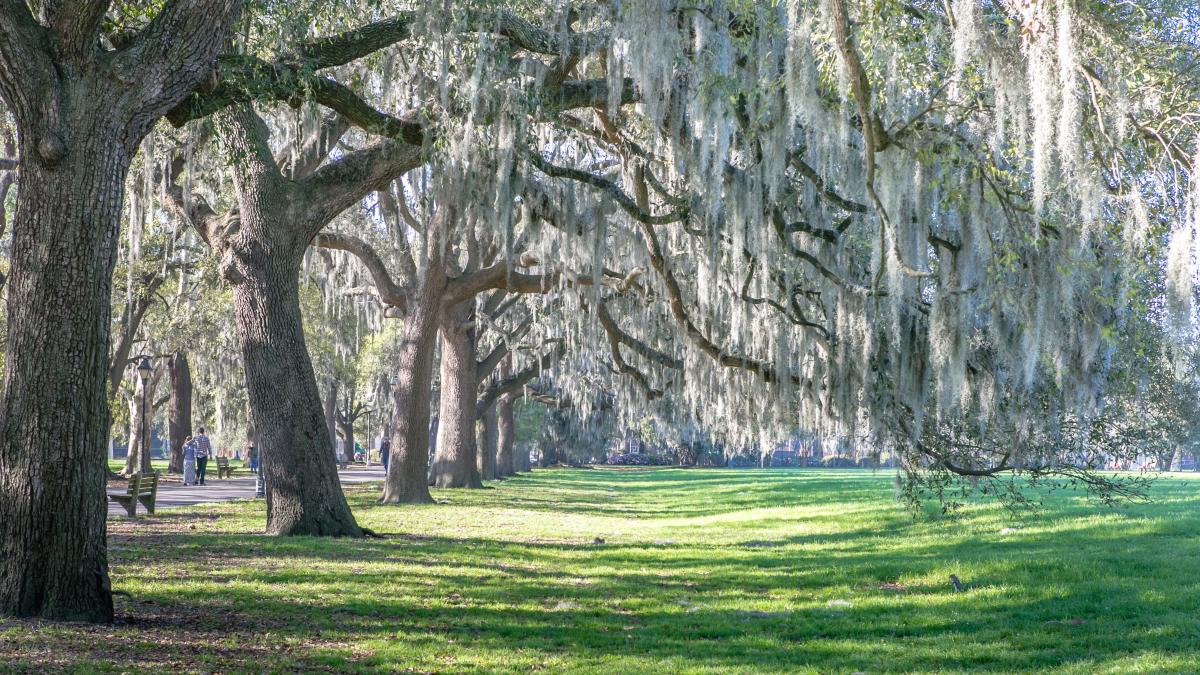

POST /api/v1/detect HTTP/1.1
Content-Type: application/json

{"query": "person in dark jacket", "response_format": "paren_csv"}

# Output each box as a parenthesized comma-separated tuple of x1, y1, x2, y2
(245, 441, 259, 475)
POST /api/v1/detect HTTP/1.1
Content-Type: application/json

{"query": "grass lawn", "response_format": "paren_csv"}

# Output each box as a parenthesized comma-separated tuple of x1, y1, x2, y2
(107, 459, 171, 473)
(3, 468, 1198, 673)
(107, 459, 249, 473)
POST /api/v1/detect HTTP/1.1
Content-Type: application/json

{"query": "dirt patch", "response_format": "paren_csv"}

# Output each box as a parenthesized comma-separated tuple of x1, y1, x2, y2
(0, 600, 363, 673)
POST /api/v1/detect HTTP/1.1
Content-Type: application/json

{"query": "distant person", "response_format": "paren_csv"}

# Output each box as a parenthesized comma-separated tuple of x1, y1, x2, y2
(246, 441, 259, 475)
(194, 427, 212, 485)
(182, 435, 197, 486)
(380, 438, 390, 472)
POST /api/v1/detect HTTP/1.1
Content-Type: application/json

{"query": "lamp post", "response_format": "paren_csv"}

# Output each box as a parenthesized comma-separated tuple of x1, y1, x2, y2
(136, 357, 152, 475)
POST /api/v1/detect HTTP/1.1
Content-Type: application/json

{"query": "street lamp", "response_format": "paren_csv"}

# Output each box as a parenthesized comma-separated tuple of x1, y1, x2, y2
(137, 357, 152, 475)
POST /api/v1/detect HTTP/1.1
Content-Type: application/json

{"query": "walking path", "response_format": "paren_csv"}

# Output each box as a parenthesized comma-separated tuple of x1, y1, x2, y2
(107, 466, 387, 518)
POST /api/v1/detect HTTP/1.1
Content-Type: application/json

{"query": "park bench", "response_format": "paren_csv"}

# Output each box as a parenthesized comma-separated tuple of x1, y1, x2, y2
(108, 472, 159, 517)
(216, 457, 237, 478)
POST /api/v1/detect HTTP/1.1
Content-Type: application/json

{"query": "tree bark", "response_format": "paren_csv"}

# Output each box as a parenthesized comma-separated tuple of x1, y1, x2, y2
(380, 271, 445, 504)
(122, 374, 157, 477)
(477, 403, 498, 481)
(431, 301, 483, 489)
(168, 353, 193, 474)
(230, 255, 362, 536)
(496, 393, 517, 476)
(0, 113, 124, 626)
(0, 0, 240, 622)
(210, 107, 362, 537)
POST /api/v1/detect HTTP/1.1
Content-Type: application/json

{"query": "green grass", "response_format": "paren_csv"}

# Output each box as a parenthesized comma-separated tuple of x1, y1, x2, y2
(108, 459, 171, 473)
(4, 468, 1199, 673)
(107, 458, 247, 473)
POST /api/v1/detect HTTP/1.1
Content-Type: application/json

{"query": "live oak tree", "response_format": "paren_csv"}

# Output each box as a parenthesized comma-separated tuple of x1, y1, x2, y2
(488, 0, 1200, 503)
(161, 104, 424, 537)
(147, 0, 618, 509)
(273, 6, 633, 500)
(152, 6, 438, 533)
(0, 0, 240, 623)
(106, 224, 204, 476)
(280, 0, 1198, 501)
(315, 199, 572, 497)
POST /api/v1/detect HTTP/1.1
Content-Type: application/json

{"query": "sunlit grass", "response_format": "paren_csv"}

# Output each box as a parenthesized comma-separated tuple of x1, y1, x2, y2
(106, 459, 248, 473)
(3, 468, 1198, 673)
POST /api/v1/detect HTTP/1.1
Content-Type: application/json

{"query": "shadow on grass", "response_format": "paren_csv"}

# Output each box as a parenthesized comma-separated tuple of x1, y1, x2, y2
(100, 523, 1200, 673)
(7, 467, 1197, 673)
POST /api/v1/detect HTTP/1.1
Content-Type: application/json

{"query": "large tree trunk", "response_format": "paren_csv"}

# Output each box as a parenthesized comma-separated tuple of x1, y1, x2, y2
(168, 353, 193, 474)
(230, 256, 362, 537)
(0, 138, 129, 623)
(430, 302, 483, 489)
(477, 403, 498, 481)
(0, 0, 238, 623)
(496, 393, 517, 476)
(380, 273, 445, 504)
(214, 107, 361, 537)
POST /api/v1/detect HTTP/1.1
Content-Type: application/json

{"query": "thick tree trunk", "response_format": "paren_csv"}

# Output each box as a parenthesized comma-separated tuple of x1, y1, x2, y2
(230, 257, 362, 537)
(0, 138, 128, 623)
(477, 403, 498, 481)
(168, 353, 193, 474)
(380, 273, 445, 504)
(211, 106, 362, 537)
(0, 0, 238, 623)
(431, 302, 483, 489)
(496, 393, 517, 476)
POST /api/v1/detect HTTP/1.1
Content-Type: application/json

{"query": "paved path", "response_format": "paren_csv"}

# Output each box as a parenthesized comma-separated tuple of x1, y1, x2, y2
(107, 466, 387, 518)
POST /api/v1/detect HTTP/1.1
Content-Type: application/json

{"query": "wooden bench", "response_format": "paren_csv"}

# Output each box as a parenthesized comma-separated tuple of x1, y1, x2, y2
(216, 457, 237, 479)
(108, 472, 159, 517)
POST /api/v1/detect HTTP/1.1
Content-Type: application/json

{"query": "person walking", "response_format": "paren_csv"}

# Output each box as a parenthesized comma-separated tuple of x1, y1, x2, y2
(182, 435, 197, 486)
(246, 441, 259, 475)
(380, 437, 390, 472)
(194, 427, 212, 485)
